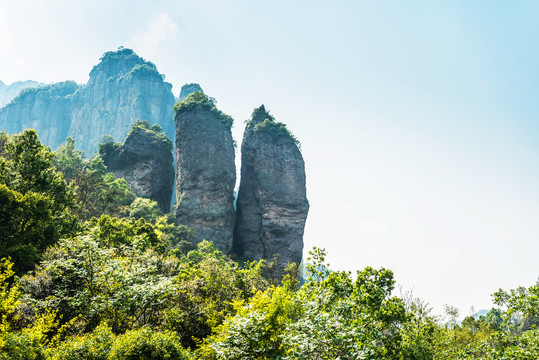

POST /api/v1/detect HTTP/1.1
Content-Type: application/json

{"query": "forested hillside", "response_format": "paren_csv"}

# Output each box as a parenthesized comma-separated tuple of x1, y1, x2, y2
(1, 126, 539, 359)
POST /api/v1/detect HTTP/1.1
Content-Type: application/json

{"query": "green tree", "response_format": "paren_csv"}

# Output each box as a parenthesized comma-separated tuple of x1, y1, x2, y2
(53, 137, 84, 184)
(206, 248, 406, 359)
(0, 130, 78, 273)
(67, 155, 135, 221)
(129, 198, 163, 222)
(107, 328, 189, 360)
(21, 234, 176, 333)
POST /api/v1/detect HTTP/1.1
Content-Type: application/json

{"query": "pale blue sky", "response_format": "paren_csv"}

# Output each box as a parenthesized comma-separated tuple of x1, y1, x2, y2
(1, 0, 539, 317)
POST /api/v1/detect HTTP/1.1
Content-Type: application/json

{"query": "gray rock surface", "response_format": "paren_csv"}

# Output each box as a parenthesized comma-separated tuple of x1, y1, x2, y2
(234, 105, 309, 270)
(101, 121, 174, 212)
(0, 48, 175, 156)
(170, 83, 205, 209)
(174, 93, 236, 253)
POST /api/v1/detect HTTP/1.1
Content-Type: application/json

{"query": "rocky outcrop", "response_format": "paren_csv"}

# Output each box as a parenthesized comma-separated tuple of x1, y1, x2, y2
(170, 83, 205, 208)
(69, 48, 176, 155)
(179, 83, 203, 100)
(101, 121, 174, 212)
(234, 105, 309, 270)
(174, 92, 236, 253)
(0, 80, 45, 107)
(0, 48, 175, 156)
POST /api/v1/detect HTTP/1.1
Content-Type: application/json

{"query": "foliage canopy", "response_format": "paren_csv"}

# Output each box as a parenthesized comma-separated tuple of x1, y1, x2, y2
(173, 91, 233, 129)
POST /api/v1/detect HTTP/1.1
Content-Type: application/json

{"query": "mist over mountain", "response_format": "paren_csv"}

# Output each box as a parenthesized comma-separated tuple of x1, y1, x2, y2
(0, 80, 45, 107)
(0, 48, 175, 156)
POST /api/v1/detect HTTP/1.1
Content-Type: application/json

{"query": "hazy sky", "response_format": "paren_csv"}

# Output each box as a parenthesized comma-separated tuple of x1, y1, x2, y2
(1, 0, 539, 318)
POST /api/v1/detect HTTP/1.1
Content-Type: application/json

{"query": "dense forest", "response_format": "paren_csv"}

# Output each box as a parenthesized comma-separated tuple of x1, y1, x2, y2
(1, 117, 539, 358)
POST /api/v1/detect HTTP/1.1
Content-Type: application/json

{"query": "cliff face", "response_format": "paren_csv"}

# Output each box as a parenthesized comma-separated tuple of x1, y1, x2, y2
(101, 121, 174, 212)
(0, 48, 175, 156)
(0, 81, 80, 147)
(234, 105, 309, 269)
(174, 92, 236, 253)
(0, 80, 45, 107)
(69, 48, 176, 155)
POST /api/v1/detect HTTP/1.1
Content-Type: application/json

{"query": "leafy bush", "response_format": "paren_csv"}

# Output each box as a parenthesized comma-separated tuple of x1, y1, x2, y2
(248, 105, 300, 147)
(0, 331, 46, 360)
(0, 258, 21, 333)
(53, 138, 84, 184)
(128, 120, 173, 151)
(124, 64, 163, 81)
(253, 118, 300, 146)
(47, 324, 115, 360)
(173, 92, 233, 129)
(63, 153, 135, 221)
(129, 198, 163, 222)
(21, 232, 177, 333)
(98, 135, 121, 160)
(108, 328, 188, 360)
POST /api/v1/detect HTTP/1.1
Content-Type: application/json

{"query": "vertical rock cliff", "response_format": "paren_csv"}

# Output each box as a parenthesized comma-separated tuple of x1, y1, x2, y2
(234, 105, 309, 269)
(101, 121, 175, 212)
(170, 83, 204, 210)
(0, 80, 45, 107)
(0, 48, 175, 156)
(0, 81, 80, 148)
(69, 48, 175, 154)
(174, 92, 236, 253)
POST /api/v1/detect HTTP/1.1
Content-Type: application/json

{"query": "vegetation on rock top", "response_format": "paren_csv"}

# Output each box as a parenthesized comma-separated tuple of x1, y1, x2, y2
(173, 91, 233, 129)
(249, 105, 300, 147)
(129, 120, 173, 151)
(98, 120, 173, 162)
(12, 81, 80, 103)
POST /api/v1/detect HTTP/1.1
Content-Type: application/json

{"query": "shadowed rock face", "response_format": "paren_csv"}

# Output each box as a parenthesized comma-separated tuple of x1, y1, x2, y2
(102, 123, 174, 212)
(234, 105, 309, 270)
(174, 93, 236, 253)
(0, 48, 175, 156)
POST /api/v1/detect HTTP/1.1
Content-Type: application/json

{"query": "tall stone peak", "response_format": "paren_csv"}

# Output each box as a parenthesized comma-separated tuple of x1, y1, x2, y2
(88, 47, 158, 83)
(0, 48, 175, 156)
(250, 104, 270, 125)
(179, 83, 204, 100)
(174, 92, 236, 253)
(101, 120, 174, 212)
(246, 105, 300, 148)
(234, 106, 308, 272)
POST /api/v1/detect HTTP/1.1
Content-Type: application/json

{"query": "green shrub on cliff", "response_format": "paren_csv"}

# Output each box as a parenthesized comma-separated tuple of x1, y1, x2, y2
(253, 118, 300, 146)
(128, 120, 173, 151)
(249, 106, 300, 147)
(173, 91, 233, 129)
(14, 81, 80, 102)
